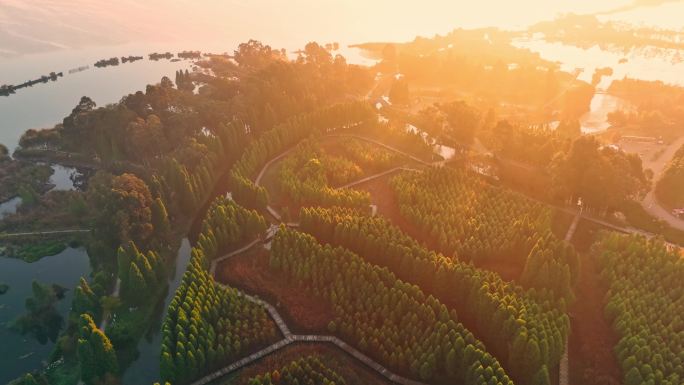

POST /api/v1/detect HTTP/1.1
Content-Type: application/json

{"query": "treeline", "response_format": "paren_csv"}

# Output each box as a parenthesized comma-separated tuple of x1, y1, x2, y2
(271, 227, 515, 384)
(229, 101, 375, 210)
(298, 206, 568, 385)
(175, 69, 194, 92)
(77, 314, 119, 384)
(247, 355, 346, 385)
(480, 119, 577, 167)
(161, 248, 276, 384)
(161, 197, 275, 383)
(367, 29, 593, 117)
(608, 78, 684, 125)
(655, 144, 684, 209)
(593, 234, 684, 385)
(390, 167, 578, 302)
(21, 39, 372, 163)
(277, 140, 370, 210)
(338, 138, 402, 172)
(549, 136, 648, 211)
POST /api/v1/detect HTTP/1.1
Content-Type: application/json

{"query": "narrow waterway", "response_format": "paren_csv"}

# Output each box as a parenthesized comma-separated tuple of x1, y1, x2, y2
(121, 238, 193, 385)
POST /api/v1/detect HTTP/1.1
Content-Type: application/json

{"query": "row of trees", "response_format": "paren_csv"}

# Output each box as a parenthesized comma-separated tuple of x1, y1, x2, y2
(271, 227, 515, 385)
(175, 70, 194, 93)
(77, 314, 119, 385)
(390, 167, 578, 302)
(229, 101, 375, 210)
(161, 197, 274, 383)
(338, 138, 402, 172)
(195, 197, 268, 261)
(298, 206, 568, 385)
(161, 247, 277, 384)
(277, 141, 370, 210)
(116, 241, 166, 304)
(593, 234, 684, 385)
(247, 355, 347, 385)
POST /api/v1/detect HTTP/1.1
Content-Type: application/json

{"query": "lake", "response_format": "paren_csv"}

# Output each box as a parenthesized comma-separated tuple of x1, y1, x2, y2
(0, 42, 195, 153)
(0, 247, 91, 384)
(513, 37, 684, 133)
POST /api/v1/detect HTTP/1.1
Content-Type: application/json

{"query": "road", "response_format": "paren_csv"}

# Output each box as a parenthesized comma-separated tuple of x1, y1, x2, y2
(640, 135, 684, 231)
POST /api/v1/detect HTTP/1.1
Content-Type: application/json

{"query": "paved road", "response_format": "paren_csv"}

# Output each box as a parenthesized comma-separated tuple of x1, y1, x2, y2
(0, 229, 90, 238)
(640, 135, 684, 231)
(193, 241, 428, 385)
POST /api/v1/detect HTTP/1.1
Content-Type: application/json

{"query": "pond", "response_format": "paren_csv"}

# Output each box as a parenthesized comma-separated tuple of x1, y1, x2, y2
(0, 197, 22, 220)
(121, 238, 192, 385)
(48, 164, 81, 192)
(0, 164, 85, 221)
(0, 247, 91, 384)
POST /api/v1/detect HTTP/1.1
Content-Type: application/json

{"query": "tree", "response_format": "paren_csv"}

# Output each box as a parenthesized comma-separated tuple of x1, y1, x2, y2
(87, 172, 154, 247)
(234, 40, 275, 68)
(389, 78, 410, 105)
(78, 314, 118, 384)
(151, 197, 171, 237)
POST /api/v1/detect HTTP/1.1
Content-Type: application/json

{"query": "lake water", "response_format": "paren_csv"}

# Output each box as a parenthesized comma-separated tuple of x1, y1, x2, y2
(0, 42, 194, 153)
(0, 247, 91, 384)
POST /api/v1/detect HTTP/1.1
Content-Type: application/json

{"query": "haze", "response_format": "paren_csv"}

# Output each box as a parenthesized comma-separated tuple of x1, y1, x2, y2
(2, 0, 682, 57)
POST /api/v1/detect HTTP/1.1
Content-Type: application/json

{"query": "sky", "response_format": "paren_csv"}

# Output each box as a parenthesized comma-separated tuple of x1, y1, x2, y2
(0, 0, 682, 56)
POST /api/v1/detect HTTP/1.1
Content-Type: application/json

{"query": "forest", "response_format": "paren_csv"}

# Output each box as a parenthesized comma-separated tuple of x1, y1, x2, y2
(592, 234, 684, 385)
(3, 12, 684, 385)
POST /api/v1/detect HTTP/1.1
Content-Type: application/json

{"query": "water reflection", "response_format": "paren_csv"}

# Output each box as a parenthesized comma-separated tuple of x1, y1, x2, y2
(0, 248, 91, 384)
(121, 238, 192, 385)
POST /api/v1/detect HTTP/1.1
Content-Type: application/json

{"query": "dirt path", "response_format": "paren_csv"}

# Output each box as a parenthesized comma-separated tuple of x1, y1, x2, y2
(567, 252, 622, 385)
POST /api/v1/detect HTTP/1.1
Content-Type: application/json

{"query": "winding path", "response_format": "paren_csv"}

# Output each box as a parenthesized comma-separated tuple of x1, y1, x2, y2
(193, 239, 428, 385)
(254, 132, 432, 222)
(196, 135, 441, 384)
